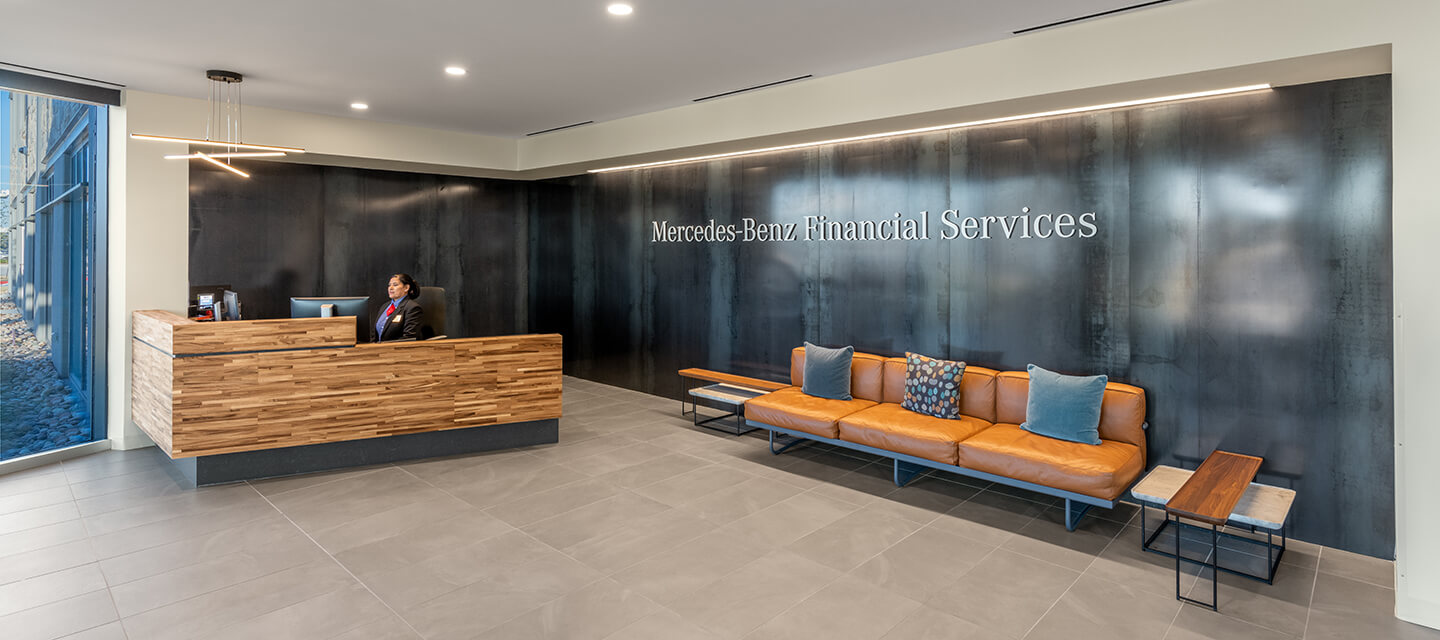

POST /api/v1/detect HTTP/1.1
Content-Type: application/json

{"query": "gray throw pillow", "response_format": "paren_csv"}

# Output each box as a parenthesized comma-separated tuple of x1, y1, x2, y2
(1020, 364, 1106, 445)
(802, 342, 854, 401)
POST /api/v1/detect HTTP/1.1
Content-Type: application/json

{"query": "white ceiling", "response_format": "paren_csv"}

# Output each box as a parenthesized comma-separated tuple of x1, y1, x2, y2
(1, 0, 1180, 138)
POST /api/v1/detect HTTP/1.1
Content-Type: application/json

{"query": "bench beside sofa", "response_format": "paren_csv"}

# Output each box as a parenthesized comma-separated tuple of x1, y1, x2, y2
(744, 347, 1147, 530)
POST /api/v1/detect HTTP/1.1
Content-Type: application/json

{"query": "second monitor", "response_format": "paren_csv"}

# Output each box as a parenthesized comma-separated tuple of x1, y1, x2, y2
(290, 296, 371, 344)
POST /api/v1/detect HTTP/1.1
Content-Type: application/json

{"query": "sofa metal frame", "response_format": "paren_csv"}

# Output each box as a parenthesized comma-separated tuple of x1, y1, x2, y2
(751, 420, 1119, 531)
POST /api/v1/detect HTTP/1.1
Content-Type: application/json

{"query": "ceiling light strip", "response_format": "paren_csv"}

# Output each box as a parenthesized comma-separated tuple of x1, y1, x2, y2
(163, 152, 287, 160)
(194, 152, 251, 178)
(590, 84, 1271, 173)
(130, 134, 305, 154)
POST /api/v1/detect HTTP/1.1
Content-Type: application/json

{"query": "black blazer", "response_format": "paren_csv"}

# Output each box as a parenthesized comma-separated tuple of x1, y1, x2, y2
(372, 296, 424, 342)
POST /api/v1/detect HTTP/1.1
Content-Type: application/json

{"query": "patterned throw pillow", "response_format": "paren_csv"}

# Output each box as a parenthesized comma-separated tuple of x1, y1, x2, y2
(901, 352, 966, 419)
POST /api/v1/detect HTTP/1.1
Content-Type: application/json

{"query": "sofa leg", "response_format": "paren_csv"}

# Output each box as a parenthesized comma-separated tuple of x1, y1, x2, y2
(1064, 499, 1092, 531)
(893, 460, 924, 487)
(768, 430, 807, 455)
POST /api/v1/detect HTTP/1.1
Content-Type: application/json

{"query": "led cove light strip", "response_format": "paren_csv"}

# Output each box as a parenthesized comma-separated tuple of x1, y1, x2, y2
(130, 133, 305, 154)
(590, 84, 1271, 173)
(195, 151, 251, 178)
(163, 152, 287, 160)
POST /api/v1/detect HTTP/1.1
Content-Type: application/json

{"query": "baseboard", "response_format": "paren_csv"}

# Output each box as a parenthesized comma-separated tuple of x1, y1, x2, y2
(1396, 593, 1440, 631)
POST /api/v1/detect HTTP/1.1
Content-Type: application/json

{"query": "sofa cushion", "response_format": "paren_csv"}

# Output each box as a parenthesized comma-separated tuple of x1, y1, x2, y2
(901, 353, 966, 419)
(883, 358, 999, 423)
(745, 387, 877, 439)
(1020, 364, 1106, 446)
(802, 342, 854, 400)
(996, 370, 1148, 451)
(838, 403, 992, 465)
(791, 347, 887, 402)
(955, 423, 1144, 500)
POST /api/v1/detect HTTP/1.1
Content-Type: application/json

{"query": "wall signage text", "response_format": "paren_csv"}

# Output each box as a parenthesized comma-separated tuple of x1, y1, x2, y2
(650, 208, 1098, 243)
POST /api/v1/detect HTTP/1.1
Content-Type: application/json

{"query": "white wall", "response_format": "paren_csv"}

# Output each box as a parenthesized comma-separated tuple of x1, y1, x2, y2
(108, 0, 1440, 627)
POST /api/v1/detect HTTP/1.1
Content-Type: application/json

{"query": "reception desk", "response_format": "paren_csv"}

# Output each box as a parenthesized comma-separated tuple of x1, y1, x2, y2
(131, 310, 561, 484)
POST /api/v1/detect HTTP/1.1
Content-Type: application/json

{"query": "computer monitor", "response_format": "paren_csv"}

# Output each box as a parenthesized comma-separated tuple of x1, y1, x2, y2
(222, 290, 241, 321)
(290, 296, 371, 343)
(189, 283, 231, 320)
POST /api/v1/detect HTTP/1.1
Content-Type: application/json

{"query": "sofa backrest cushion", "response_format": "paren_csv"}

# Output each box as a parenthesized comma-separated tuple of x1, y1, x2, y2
(883, 357, 998, 423)
(791, 346, 885, 402)
(801, 342, 855, 400)
(996, 370, 1147, 448)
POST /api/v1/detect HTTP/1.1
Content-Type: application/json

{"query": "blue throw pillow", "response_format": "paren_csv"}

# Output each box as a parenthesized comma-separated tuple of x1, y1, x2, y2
(1020, 364, 1106, 445)
(902, 352, 966, 419)
(802, 342, 854, 401)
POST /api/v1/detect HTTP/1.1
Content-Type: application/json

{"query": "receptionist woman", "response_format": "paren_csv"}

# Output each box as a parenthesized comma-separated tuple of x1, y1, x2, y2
(372, 273, 424, 342)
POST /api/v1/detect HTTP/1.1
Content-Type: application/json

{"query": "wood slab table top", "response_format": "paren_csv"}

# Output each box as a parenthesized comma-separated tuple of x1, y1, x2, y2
(1166, 451, 1264, 525)
(677, 368, 789, 392)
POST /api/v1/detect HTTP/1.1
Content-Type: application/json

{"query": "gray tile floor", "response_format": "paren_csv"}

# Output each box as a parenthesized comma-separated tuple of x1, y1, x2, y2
(1, 376, 1436, 640)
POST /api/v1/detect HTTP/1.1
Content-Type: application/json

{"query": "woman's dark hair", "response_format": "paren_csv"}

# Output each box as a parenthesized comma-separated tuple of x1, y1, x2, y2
(391, 273, 420, 299)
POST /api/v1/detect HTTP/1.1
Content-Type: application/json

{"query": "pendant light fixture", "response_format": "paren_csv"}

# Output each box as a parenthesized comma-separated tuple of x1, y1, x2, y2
(131, 70, 304, 177)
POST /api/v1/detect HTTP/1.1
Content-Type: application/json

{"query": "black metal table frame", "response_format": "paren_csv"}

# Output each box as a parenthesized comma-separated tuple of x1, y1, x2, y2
(1139, 503, 1288, 585)
(678, 375, 759, 435)
(1141, 504, 1287, 611)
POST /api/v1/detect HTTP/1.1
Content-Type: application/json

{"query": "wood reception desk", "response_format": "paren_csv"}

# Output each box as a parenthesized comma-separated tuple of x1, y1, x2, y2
(131, 310, 561, 485)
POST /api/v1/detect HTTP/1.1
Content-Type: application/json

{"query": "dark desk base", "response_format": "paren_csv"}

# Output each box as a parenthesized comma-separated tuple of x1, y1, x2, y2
(163, 419, 559, 486)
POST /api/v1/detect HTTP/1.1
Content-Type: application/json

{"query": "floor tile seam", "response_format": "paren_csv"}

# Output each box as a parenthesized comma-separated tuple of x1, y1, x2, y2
(0, 548, 99, 589)
(0, 496, 83, 529)
(1015, 560, 1084, 640)
(78, 493, 280, 541)
(244, 464, 402, 501)
(0, 486, 78, 515)
(61, 462, 166, 488)
(88, 507, 290, 564)
(98, 524, 331, 592)
(0, 566, 109, 620)
(480, 476, 639, 529)
(0, 585, 116, 629)
(245, 481, 429, 640)
(725, 564, 856, 639)
(1312, 565, 1395, 591)
(1300, 546, 1322, 640)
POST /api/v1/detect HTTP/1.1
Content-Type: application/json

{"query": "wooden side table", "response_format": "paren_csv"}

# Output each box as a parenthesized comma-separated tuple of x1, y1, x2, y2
(1164, 450, 1263, 611)
(1132, 465, 1294, 586)
(677, 369, 788, 435)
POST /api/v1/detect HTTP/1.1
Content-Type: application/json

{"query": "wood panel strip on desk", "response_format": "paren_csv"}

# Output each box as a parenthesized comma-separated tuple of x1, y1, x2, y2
(130, 340, 174, 452)
(171, 316, 355, 355)
(132, 310, 190, 354)
(677, 368, 789, 392)
(1166, 451, 1264, 525)
(142, 333, 563, 458)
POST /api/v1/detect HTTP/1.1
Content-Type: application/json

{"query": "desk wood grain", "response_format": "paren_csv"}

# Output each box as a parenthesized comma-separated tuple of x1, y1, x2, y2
(132, 311, 561, 458)
(1166, 451, 1264, 525)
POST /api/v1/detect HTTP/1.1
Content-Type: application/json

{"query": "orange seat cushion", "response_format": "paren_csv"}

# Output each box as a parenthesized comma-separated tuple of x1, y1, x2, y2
(744, 387, 877, 439)
(955, 423, 1143, 501)
(838, 403, 992, 465)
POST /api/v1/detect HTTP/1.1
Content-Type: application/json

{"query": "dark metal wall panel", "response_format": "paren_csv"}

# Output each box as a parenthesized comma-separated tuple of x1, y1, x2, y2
(190, 164, 528, 340)
(530, 76, 1394, 557)
(189, 75, 1394, 557)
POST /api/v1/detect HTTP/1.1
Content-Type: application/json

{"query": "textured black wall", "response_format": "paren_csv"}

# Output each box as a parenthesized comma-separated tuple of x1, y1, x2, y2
(190, 163, 530, 339)
(189, 75, 1393, 557)
(529, 76, 1394, 557)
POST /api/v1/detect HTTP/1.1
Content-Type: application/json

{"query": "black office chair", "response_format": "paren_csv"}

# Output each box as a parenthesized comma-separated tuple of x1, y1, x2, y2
(416, 286, 446, 339)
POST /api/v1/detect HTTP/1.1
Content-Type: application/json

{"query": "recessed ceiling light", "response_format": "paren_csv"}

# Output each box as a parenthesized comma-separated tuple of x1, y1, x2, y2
(607, 3, 633, 16)
(445, 66, 467, 76)
(350, 102, 369, 110)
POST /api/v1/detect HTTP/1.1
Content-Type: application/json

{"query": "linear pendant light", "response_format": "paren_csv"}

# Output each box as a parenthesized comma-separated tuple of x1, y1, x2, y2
(589, 84, 1271, 173)
(131, 70, 305, 178)
(194, 151, 250, 178)
(162, 151, 288, 159)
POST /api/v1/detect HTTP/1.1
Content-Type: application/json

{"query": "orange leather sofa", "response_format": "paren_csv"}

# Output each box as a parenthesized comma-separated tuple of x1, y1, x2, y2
(745, 347, 1147, 530)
